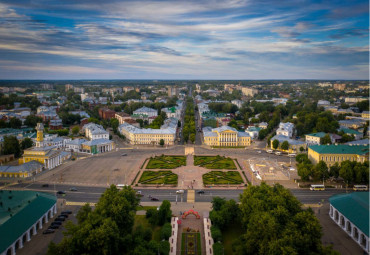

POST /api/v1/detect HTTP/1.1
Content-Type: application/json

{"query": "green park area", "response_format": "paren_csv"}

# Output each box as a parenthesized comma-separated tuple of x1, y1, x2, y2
(181, 232, 201, 255)
(194, 155, 237, 170)
(139, 170, 178, 185)
(203, 171, 244, 185)
(146, 155, 186, 169)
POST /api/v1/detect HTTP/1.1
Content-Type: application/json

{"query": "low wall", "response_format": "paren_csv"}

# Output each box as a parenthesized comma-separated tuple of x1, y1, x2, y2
(169, 217, 179, 255)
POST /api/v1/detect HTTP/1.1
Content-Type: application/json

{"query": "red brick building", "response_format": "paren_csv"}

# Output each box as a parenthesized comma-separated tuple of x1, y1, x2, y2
(99, 108, 116, 120)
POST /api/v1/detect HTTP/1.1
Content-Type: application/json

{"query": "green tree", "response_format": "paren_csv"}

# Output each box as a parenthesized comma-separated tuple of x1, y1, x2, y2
(160, 222, 172, 240)
(3, 136, 21, 157)
(299, 146, 305, 152)
(320, 134, 331, 145)
(159, 139, 165, 146)
(281, 141, 289, 150)
(21, 137, 33, 150)
(339, 161, 354, 186)
(9, 118, 22, 129)
(24, 115, 43, 128)
(76, 203, 92, 224)
(313, 161, 329, 182)
(329, 163, 340, 178)
(110, 118, 119, 133)
(272, 139, 279, 149)
(71, 126, 79, 135)
(297, 164, 311, 181)
(189, 133, 196, 143)
(157, 200, 172, 226)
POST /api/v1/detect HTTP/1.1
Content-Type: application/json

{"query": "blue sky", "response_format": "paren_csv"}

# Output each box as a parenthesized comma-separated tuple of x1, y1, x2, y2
(0, 0, 368, 79)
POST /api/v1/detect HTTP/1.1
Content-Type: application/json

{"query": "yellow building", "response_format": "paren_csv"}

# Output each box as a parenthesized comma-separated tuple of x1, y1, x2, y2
(119, 119, 177, 145)
(19, 123, 62, 169)
(0, 161, 44, 178)
(308, 144, 369, 166)
(361, 111, 370, 119)
(203, 126, 251, 147)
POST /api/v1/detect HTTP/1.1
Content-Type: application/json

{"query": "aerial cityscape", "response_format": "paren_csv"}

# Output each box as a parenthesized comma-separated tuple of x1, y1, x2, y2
(0, 1, 368, 255)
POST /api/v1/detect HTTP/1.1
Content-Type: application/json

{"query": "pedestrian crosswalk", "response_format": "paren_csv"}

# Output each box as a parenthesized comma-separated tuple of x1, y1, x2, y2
(187, 190, 195, 203)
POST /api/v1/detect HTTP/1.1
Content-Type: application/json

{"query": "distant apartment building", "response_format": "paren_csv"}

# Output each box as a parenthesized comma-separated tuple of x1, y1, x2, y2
(231, 99, 243, 109)
(167, 86, 179, 97)
(317, 100, 330, 107)
(49, 119, 63, 130)
(82, 123, 109, 140)
(123, 86, 135, 92)
(344, 97, 368, 104)
(98, 108, 116, 120)
(65, 84, 73, 91)
(41, 83, 54, 90)
(115, 112, 131, 125)
(241, 87, 258, 97)
(36, 106, 58, 122)
(195, 84, 201, 93)
(224, 84, 236, 93)
(333, 83, 346, 91)
(318, 82, 332, 87)
(74, 87, 85, 93)
(276, 122, 294, 138)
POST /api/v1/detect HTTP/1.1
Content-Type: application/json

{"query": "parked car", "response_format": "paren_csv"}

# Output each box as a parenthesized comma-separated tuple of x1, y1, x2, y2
(58, 214, 68, 218)
(43, 229, 55, 234)
(197, 190, 205, 194)
(42, 184, 49, 187)
(69, 187, 77, 191)
(55, 217, 65, 222)
(48, 225, 59, 229)
(176, 190, 184, 194)
(56, 191, 65, 195)
(61, 210, 72, 215)
(51, 221, 62, 226)
(150, 197, 159, 201)
(257, 151, 262, 154)
(136, 191, 143, 197)
(121, 153, 127, 156)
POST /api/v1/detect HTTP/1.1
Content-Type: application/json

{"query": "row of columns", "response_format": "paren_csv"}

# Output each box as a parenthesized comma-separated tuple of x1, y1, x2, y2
(45, 155, 62, 170)
(329, 205, 369, 252)
(1, 204, 57, 255)
(98, 144, 113, 153)
(219, 133, 237, 143)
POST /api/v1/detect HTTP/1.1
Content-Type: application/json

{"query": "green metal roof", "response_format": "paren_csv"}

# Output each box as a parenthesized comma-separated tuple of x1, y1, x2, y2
(309, 144, 369, 155)
(329, 192, 369, 236)
(340, 128, 362, 135)
(305, 132, 326, 138)
(0, 190, 56, 253)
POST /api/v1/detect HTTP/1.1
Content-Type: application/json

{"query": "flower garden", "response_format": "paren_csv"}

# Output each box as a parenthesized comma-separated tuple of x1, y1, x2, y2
(202, 171, 244, 185)
(181, 232, 201, 255)
(146, 155, 186, 169)
(194, 155, 237, 170)
(138, 171, 178, 185)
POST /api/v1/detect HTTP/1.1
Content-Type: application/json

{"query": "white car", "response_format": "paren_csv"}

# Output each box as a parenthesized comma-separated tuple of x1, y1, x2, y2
(257, 151, 262, 154)
(176, 190, 184, 194)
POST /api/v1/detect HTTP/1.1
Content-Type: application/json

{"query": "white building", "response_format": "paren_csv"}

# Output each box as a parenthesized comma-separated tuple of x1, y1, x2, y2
(317, 100, 330, 106)
(82, 123, 109, 140)
(65, 138, 87, 152)
(276, 122, 294, 138)
(329, 192, 369, 253)
(231, 100, 243, 109)
(133, 107, 158, 118)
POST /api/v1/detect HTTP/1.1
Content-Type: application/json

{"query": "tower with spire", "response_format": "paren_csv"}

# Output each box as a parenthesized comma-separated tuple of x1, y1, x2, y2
(36, 123, 44, 148)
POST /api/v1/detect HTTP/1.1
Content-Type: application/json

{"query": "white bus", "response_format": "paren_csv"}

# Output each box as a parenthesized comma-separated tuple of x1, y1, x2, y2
(310, 184, 325, 191)
(353, 185, 368, 191)
(117, 184, 129, 189)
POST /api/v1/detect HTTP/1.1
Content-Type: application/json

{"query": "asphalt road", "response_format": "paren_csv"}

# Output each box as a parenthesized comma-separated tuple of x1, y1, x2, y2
(8, 182, 348, 205)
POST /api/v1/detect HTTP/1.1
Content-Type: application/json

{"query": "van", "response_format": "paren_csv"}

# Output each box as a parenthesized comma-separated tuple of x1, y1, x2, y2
(267, 149, 273, 153)
(176, 190, 184, 194)
(275, 152, 282, 156)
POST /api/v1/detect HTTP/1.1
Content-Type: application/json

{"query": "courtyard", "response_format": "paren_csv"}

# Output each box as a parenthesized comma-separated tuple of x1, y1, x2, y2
(202, 171, 244, 185)
(194, 155, 237, 170)
(146, 155, 186, 169)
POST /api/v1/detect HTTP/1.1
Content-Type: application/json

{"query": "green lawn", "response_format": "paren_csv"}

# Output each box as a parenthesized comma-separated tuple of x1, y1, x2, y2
(181, 232, 201, 255)
(138, 170, 178, 185)
(146, 155, 186, 169)
(194, 155, 237, 170)
(203, 171, 244, 185)
(134, 215, 162, 242)
(222, 222, 243, 255)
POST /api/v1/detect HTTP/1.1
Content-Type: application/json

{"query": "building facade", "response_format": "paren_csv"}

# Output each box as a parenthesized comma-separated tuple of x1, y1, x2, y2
(276, 122, 294, 138)
(133, 107, 158, 118)
(82, 123, 109, 140)
(305, 132, 326, 146)
(308, 144, 369, 166)
(203, 126, 251, 147)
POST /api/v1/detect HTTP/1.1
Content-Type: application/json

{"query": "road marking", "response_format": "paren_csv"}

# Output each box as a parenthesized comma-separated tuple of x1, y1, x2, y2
(187, 190, 195, 203)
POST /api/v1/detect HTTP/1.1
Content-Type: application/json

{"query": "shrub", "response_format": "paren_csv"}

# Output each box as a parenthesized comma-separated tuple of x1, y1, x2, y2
(213, 242, 224, 255)
(211, 225, 222, 242)
(161, 222, 172, 240)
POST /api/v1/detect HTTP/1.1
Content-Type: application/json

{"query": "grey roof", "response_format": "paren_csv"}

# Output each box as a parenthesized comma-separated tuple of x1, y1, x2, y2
(66, 138, 87, 145)
(345, 139, 370, 145)
(238, 132, 250, 137)
(83, 138, 112, 146)
(212, 126, 237, 132)
(119, 117, 177, 135)
(0, 161, 43, 173)
(133, 106, 157, 113)
(271, 134, 305, 145)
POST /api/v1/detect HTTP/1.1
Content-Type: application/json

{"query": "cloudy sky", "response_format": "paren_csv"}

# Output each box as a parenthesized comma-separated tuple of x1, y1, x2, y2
(0, 0, 368, 79)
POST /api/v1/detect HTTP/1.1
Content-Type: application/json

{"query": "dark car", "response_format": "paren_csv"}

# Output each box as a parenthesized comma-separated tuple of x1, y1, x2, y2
(61, 210, 72, 214)
(48, 225, 59, 229)
(197, 190, 205, 194)
(150, 197, 159, 201)
(42, 184, 49, 187)
(55, 217, 65, 222)
(56, 191, 65, 195)
(51, 221, 62, 226)
(58, 214, 68, 218)
(43, 229, 55, 234)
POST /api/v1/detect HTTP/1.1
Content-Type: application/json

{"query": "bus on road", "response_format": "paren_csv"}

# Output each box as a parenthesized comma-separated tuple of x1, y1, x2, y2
(310, 184, 325, 191)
